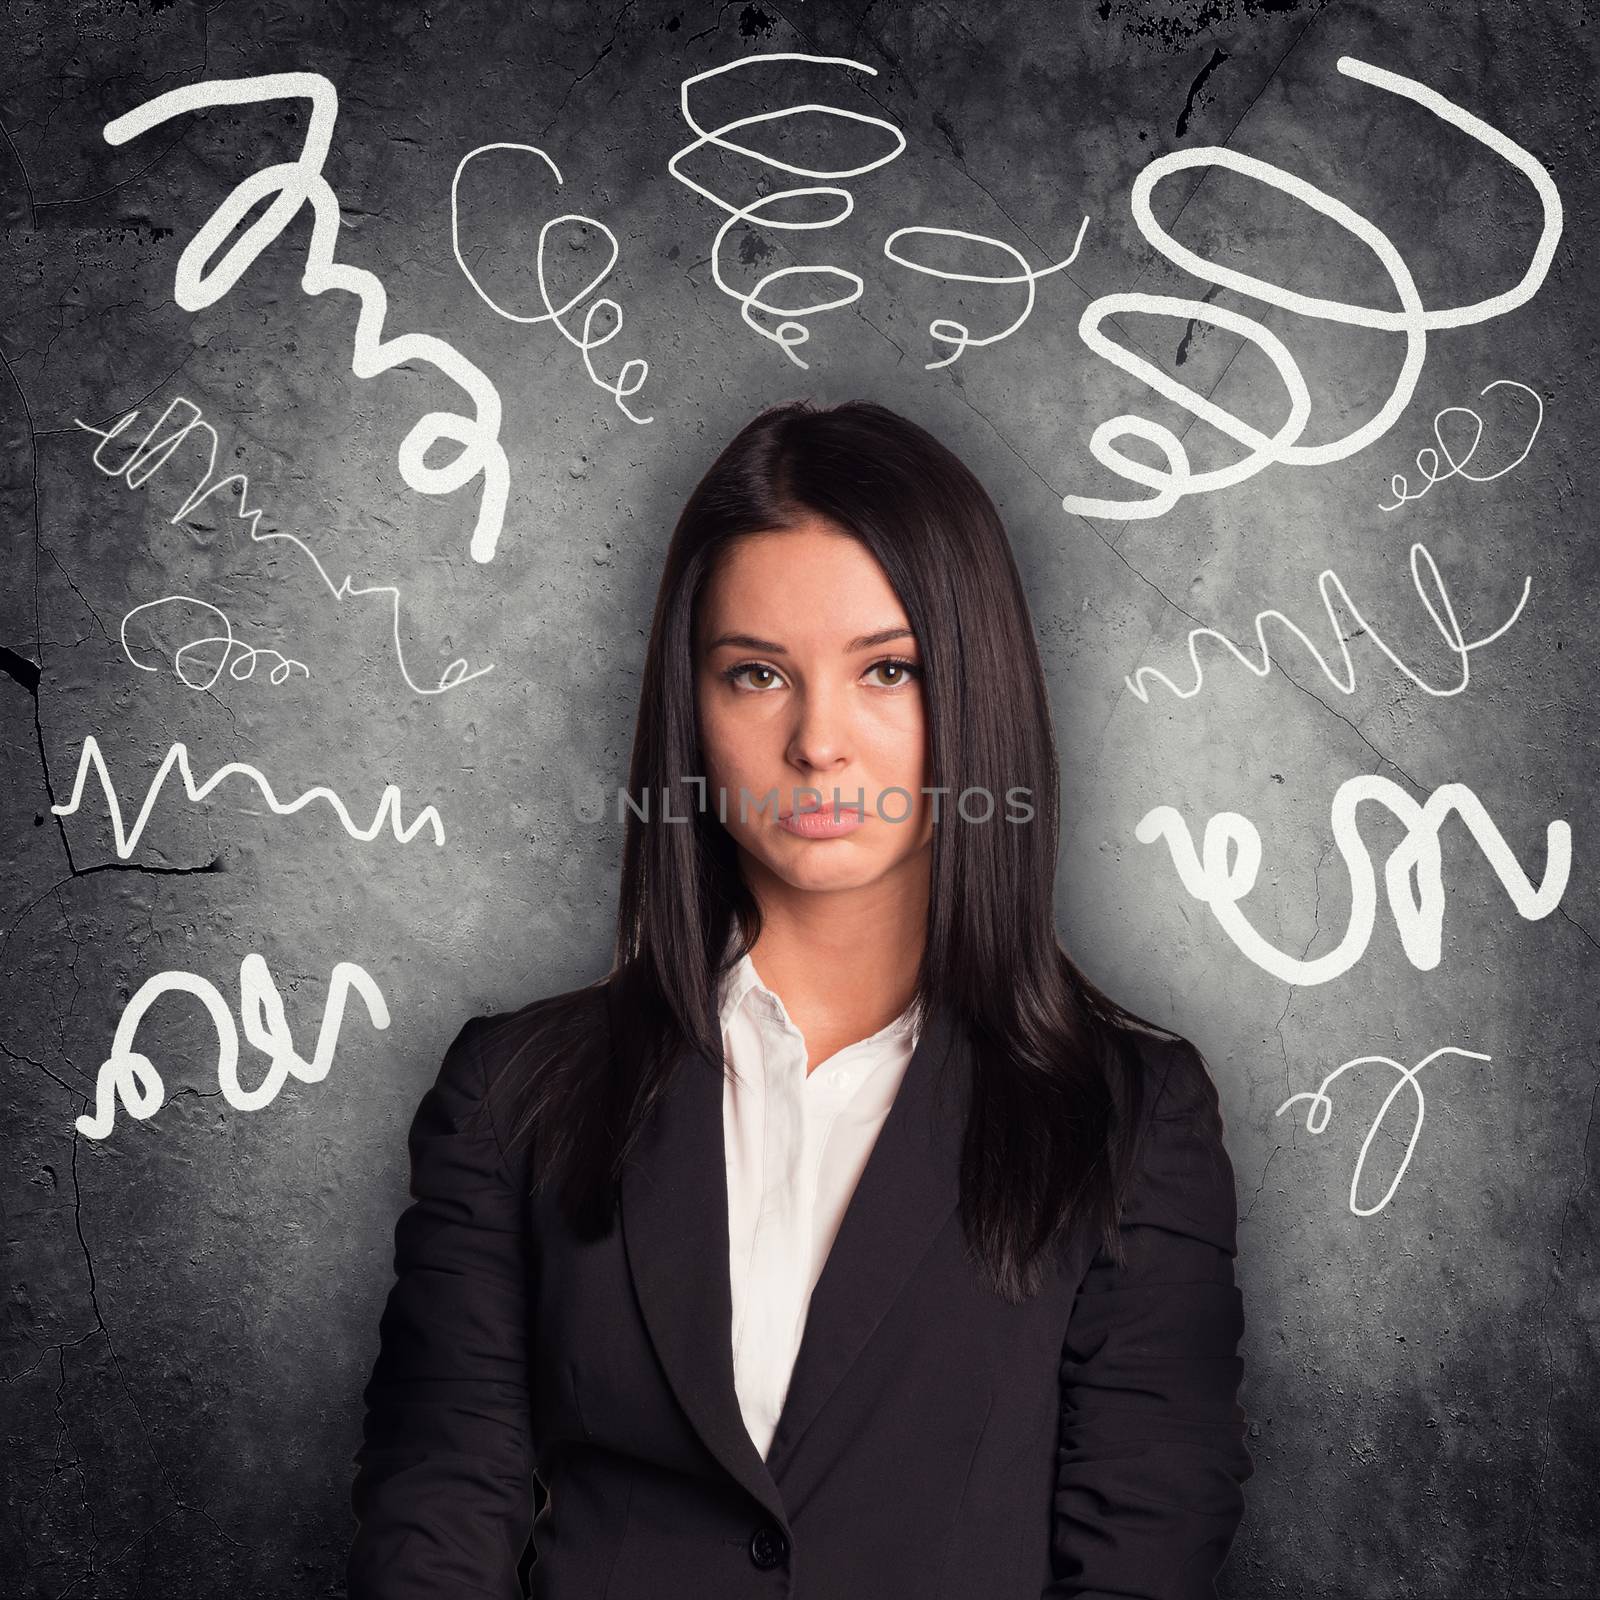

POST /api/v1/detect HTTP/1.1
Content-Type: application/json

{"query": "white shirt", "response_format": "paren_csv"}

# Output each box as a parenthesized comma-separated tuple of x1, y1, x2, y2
(717, 947, 921, 1461)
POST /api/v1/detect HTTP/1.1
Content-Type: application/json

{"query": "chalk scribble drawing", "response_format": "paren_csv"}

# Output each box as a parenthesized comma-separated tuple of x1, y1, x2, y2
(669, 51, 901, 367)
(77, 397, 494, 695)
(50, 734, 447, 859)
(75, 954, 390, 1139)
(1135, 775, 1570, 985)
(450, 142, 654, 422)
(1123, 541, 1532, 704)
(1062, 57, 1563, 520)
(102, 72, 511, 563)
(1380, 378, 1544, 511)
(1275, 1045, 1494, 1215)
(669, 51, 1088, 369)
(120, 595, 311, 691)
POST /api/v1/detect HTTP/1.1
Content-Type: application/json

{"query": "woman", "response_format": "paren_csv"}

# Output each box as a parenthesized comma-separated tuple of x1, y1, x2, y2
(346, 399, 1255, 1599)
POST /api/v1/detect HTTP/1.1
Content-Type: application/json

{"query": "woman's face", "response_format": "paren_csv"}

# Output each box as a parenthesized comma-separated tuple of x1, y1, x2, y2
(695, 514, 934, 897)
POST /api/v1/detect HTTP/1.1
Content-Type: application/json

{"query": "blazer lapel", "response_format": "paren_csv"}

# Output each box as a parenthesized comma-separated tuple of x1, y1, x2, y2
(764, 998, 967, 1480)
(617, 985, 969, 1526)
(618, 1024, 788, 1526)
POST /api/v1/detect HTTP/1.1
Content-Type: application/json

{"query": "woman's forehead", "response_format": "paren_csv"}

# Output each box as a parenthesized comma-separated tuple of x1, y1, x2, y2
(702, 526, 905, 625)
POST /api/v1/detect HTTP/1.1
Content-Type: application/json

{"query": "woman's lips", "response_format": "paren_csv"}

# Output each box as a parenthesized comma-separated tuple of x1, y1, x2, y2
(778, 801, 866, 838)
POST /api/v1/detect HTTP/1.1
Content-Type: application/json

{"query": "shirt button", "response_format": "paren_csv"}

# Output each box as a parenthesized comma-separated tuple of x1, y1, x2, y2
(827, 1067, 851, 1088)
(749, 1522, 790, 1569)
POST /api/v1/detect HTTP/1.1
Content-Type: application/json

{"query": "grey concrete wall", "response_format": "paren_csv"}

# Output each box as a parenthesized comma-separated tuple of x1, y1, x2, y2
(1, 1, 1593, 1595)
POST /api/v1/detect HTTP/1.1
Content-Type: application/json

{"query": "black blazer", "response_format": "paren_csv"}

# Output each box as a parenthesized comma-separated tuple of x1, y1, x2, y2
(347, 980, 1254, 1599)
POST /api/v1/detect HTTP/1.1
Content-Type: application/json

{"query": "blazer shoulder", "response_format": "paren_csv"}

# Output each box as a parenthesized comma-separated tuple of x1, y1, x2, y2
(470, 973, 614, 1069)
(1148, 1027, 1228, 1136)
(446, 975, 614, 1166)
(1109, 1019, 1226, 1130)
(1116, 1023, 1238, 1257)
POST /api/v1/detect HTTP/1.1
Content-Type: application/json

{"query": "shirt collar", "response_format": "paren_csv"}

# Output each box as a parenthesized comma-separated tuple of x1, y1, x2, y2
(716, 943, 771, 1031)
(715, 932, 921, 1047)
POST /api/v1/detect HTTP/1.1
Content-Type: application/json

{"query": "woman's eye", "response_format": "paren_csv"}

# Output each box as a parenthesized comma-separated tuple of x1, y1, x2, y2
(866, 658, 922, 688)
(725, 662, 783, 690)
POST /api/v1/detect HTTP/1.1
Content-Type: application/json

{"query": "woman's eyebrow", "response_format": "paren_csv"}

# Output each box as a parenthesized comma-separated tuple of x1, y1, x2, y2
(706, 626, 916, 654)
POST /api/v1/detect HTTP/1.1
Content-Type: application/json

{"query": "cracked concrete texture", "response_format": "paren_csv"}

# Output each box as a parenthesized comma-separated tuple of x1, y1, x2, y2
(1, 0, 1595, 1595)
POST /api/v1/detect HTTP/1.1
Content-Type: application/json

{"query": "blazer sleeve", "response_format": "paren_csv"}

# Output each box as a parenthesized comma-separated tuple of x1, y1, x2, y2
(1044, 1038, 1255, 1600)
(347, 1016, 535, 1600)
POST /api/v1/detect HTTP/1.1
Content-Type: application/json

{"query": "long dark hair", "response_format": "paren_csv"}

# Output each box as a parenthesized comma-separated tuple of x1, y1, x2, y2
(486, 397, 1179, 1303)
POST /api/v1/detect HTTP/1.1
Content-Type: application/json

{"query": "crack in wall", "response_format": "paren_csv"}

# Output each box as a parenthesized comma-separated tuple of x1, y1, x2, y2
(1177, 46, 1231, 137)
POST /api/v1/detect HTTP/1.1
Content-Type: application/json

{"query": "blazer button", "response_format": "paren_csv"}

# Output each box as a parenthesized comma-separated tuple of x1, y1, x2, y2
(748, 1522, 789, 1570)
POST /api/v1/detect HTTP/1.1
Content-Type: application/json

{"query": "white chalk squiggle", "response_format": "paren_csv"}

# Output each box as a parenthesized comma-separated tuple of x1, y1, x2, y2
(1125, 541, 1531, 703)
(123, 594, 310, 690)
(1380, 379, 1543, 511)
(670, 52, 1082, 370)
(1275, 1045, 1492, 1215)
(50, 734, 446, 858)
(102, 72, 511, 563)
(1135, 775, 1570, 985)
(1062, 56, 1563, 520)
(77, 398, 492, 695)
(669, 52, 905, 367)
(881, 217, 1091, 370)
(75, 953, 390, 1139)
(451, 143, 653, 422)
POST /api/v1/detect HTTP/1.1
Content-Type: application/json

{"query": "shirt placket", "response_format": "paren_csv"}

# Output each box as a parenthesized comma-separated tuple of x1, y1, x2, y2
(744, 993, 810, 1442)
(770, 1012, 875, 1433)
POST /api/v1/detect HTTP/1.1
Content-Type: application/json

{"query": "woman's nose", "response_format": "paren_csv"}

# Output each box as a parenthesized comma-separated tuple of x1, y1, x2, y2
(784, 678, 852, 771)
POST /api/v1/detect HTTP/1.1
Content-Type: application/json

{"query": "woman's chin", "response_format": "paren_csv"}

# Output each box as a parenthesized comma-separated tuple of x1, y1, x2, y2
(756, 841, 894, 894)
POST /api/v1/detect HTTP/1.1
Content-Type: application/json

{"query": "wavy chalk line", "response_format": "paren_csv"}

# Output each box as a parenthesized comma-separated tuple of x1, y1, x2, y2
(451, 142, 653, 422)
(77, 397, 493, 695)
(669, 52, 1087, 369)
(1136, 775, 1570, 985)
(1275, 1044, 1491, 1215)
(50, 733, 446, 859)
(1063, 57, 1563, 520)
(75, 953, 389, 1139)
(1381, 378, 1543, 511)
(1125, 541, 1531, 704)
(102, 72, 510, 563)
